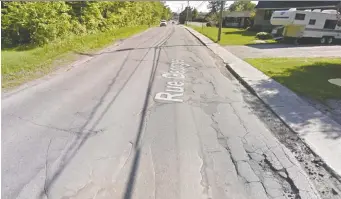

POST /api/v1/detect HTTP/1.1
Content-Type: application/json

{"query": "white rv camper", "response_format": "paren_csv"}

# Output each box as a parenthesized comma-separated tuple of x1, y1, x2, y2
(270, 8, 341, 44)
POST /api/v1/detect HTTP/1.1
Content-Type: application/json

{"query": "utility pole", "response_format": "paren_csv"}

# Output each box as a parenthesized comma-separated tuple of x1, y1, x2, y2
(180, 4, 184, 24)
(337, 4, 341, 26)
(177, 7, 180, 23)
(186, 1, 189, 25)
(217, 0, 224, 42)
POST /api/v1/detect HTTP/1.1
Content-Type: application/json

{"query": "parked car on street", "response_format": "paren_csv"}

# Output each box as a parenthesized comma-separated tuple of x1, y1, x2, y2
(160, 20, 167, 27)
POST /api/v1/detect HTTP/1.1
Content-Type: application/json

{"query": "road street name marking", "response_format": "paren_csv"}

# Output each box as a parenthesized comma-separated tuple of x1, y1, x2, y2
(155, 59, 189, 103)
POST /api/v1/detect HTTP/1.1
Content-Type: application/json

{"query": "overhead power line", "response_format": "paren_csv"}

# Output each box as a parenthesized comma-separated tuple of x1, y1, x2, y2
(195, 1, 206, 10)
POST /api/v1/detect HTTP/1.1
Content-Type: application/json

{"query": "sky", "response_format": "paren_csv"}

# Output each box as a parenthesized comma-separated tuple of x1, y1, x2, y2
(165, 1, 259, 13)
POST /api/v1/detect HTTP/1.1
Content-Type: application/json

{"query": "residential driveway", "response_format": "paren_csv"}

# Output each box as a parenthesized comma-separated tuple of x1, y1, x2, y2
(225, 44, 341, 59)
(187, 22, 206, 27)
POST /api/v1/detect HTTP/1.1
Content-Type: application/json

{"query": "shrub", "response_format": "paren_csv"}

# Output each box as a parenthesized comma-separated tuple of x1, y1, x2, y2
(193, 18, 208, 23)
(1, 2, 73, 46)
(1, 2, 171, 48)
(206, 21, 216, 27)
(256, 32, 273, 40)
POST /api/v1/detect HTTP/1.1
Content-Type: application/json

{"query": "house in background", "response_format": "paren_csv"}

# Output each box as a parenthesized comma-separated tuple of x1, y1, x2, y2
(253, 1, 341, 32)
(223, 11, 252, 28)
(172, 12, 179, 21)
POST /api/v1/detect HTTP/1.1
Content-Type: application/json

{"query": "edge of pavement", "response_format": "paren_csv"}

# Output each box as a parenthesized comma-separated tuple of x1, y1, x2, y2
(2, 27, 155, 99)
(184, 26, 341, 180)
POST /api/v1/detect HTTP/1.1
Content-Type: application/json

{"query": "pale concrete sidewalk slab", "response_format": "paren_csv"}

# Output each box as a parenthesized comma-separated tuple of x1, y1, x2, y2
(185, 26, 341, 178)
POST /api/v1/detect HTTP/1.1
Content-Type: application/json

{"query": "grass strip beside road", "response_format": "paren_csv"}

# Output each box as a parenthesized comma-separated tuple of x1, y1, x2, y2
(2, 26, 149, 89)
(189, 25, 275, 45)
(245, 57, 341, 102)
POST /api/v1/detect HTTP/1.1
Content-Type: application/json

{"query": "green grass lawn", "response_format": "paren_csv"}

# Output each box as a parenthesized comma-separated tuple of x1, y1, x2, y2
(2, 26, 149, 89)
(245, 57, 341, 102)
(189, 25, 275, 45)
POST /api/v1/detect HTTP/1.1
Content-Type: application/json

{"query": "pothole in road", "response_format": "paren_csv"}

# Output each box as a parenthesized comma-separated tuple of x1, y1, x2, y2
(261, 158, 300, 199)
(195, 40, 341, 198)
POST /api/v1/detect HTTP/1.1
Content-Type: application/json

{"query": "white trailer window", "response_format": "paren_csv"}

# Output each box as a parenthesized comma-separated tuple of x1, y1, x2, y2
(309, 19, 316, 25)
(295, 13, 305, 20)
(324, 20, 337, 29)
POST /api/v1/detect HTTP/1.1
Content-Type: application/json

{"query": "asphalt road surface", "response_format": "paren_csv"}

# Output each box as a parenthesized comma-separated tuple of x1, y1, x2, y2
(2, 26, 322, 199)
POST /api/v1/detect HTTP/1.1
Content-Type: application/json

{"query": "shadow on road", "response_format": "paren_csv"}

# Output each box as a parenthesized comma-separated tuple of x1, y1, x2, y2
(38, 26, 175, 199)
(38, 34, 158, 199)
(123, 44, 161, 199)
(123, 26, 174, 199)
(73, 44, 204, 57)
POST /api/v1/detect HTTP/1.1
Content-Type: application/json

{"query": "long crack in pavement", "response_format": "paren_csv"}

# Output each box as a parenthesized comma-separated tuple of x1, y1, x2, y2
(3, 25, 341, 199)
(208, 99, 321, 199)
(185, 42, 322, 199)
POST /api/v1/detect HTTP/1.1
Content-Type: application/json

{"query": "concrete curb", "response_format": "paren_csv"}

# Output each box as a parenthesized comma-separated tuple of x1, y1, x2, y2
(185, 26, 341, 179)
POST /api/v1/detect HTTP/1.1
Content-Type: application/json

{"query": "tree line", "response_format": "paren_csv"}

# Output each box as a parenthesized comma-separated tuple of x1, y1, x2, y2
(206, 1, 256, 25)
(179, 1, 256, 25)
(1, 2, 172, 48)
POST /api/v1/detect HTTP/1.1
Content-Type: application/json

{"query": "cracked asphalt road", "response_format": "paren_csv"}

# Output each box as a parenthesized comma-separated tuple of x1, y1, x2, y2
(2, 26, 325, 199)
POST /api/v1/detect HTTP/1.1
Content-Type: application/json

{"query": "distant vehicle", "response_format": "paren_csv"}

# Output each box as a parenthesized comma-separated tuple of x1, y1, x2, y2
(270, 8, 341, 44)
(160, 20, 167, 27)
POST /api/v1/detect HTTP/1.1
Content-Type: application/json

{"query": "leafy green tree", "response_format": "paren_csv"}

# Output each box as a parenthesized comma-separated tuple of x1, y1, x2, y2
(227, 1, 256, 28)
(206, 1, 226, 24)
(2, 2, 72, 46)
(1, 1, 170, 47)
(228, 1, 256, 12)
(207, 1, 220, 15)
(162, 6, 172, 20)
(192, 8, 198, 20)
(179, 6, 193, 24)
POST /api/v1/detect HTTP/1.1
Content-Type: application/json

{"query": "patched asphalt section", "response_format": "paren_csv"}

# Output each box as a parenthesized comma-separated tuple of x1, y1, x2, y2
(179, 28, 320, 199)
(3, 24, 340, 199)
(240, 88, 341, 199)
(185, 26, 341, 199)
(221, 43, 341, 199)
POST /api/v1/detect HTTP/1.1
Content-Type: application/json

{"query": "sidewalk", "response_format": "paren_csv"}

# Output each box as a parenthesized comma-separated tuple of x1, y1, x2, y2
(185, 26, 341, 178)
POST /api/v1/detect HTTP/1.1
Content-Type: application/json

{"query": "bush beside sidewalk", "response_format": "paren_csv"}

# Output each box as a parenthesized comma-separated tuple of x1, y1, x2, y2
(185, 26, 341, 179)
